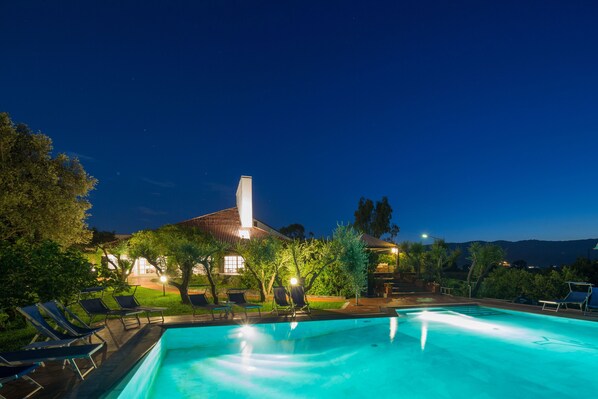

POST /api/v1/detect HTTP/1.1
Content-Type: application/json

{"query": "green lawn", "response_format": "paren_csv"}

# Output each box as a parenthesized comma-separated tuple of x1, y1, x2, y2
(0, 287, 346, 351)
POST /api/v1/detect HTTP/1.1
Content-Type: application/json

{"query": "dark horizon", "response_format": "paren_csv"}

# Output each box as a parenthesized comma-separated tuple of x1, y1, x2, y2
(2, 1, 598, 242)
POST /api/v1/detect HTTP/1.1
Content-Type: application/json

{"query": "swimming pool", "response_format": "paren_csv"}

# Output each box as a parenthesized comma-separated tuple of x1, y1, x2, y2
(107, 306, 598, 398)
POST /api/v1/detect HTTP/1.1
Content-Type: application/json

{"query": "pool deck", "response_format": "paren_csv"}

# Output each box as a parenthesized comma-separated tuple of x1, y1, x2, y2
(3, 293, 597, 398)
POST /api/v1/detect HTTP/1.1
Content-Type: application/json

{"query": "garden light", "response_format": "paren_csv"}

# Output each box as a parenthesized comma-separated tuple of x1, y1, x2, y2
(160, 275, 168, 296)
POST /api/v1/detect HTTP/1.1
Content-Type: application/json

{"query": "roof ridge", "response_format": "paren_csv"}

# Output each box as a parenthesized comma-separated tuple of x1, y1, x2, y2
(178, 207, 237, 223)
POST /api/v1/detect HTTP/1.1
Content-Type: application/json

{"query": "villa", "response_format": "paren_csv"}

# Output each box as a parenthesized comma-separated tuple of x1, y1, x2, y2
(177, 175, 288, 275)
(123, 175, 288, 277)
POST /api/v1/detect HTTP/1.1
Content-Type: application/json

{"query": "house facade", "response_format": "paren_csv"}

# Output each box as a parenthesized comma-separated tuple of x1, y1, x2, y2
(126, 176, 287, 277)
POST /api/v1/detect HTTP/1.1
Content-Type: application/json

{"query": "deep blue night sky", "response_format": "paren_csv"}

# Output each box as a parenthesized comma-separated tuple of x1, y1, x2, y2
(2, 1, 598, 242)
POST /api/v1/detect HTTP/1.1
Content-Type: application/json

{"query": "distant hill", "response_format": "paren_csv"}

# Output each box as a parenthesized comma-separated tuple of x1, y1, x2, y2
(444, 239, 598, 268)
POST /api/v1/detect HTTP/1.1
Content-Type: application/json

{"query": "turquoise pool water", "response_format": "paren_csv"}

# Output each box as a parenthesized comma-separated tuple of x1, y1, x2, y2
(108, 306, 598, 398)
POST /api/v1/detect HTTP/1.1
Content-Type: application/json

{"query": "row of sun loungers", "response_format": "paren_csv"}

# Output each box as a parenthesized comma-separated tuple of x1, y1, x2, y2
(272, 286, 311, 317)
(539, 282, 598, 314)
(78, 286, 166, 329)
(189, 287, 311, 320)
(0, 288, 162, 396)
(0, 299, 109, 398)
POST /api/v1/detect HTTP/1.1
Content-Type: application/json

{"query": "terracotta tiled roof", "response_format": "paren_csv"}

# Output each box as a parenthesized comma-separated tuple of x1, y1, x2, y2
(178, 207, 288, 244)
(361, 233, 397, 250)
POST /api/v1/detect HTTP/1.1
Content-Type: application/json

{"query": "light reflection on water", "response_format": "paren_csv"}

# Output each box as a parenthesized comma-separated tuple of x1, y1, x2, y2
(118, 310, 598, 399)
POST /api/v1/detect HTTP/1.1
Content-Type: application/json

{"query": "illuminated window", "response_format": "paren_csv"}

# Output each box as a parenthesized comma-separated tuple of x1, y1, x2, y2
(223, 256, 245, 274)
(137, 258, 155, 274)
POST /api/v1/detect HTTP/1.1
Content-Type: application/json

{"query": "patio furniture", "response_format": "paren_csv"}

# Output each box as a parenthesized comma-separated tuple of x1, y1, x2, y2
(272, 286, 295, 317)
(290, 285, 311, 315)
(113, 294, 166, 324)
(584, 285, 598, 315)
(0, 364, 43, 399)
(0, 343, 105, 380)
(189, 294, 232, 319)
(226, 289, 262, 319)
(38, 301, 105, 343)
(539, 282, 591, 312)
(17, 305, 96, 344)
(78, 298, 142, 330)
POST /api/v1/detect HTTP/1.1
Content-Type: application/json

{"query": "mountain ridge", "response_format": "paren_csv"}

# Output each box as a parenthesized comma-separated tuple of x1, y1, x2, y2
(440, 238, 598, 268)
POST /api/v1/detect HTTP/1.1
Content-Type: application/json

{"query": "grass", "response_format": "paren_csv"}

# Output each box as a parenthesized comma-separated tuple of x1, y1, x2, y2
(0, 287, 346, 351)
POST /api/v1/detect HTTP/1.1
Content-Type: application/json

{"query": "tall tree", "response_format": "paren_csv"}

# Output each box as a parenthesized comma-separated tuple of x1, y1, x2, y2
(0, 112, 96, 246)
(279, 223, 306, 240)
(353, 196, 399, 240)
(236, 236, 285, 302)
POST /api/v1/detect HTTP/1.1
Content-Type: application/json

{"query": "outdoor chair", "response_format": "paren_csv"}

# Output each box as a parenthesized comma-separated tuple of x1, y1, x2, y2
(0, 343, 105, 380)
(17, 305, 97, 345)
(226, 289, 262, 319)
(0, 363, 43, 399)
(539, 281, 591, 312)
(290, 285, 311, 315)
(78, 298, 142, 330)
(38, 301, 105, 343)
(189, 293, 232, 320)
(272, 286, 295, 317)
(113, 294, 166, 324)
(584, 285, 598, 315)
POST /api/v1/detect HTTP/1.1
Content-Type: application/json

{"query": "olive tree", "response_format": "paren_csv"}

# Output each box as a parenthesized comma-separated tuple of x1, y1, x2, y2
(236, 236, 285, 302)
(129, 226, 226, 304)
(284, 238, 339, 293)
(335, 225, 368, 304)
(97, 239, 135, 291)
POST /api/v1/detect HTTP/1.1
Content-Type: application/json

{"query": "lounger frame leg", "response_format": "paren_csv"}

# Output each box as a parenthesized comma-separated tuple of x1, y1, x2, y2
(4, 374, 44, 399)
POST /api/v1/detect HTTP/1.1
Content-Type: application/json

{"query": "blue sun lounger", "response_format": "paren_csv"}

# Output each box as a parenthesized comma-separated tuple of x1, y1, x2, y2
(38, 301, 105, 343)
(113, 294, 166, 324)
(0, 363, 42, 399)
(272, 286, 295, 317)
(290, 285, 311, 315)
(189, 293, 232, 319)
(0, 343, 104, 380)
(584, 285, 598, 315)
(539, 282, 591, 312)
(78, 298, 142, 330)
(17, 305, 98, 344)
(227, 289, 262, 319)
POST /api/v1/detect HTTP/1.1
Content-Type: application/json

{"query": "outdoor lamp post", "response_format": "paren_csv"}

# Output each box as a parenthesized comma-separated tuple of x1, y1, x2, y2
(290, 277, 298, 286)
(160, 275, 168, 296)
(421, 233, 442, 241)
(391, 247, 399, 271)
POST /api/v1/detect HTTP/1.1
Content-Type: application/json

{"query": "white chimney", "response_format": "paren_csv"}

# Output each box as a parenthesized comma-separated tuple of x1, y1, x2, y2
(236, 176, 253, 231)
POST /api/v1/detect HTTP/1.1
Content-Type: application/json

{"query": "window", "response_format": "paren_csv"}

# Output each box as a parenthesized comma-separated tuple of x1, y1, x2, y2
(137, 258, 155, 274)
(223, 256, 245, 274)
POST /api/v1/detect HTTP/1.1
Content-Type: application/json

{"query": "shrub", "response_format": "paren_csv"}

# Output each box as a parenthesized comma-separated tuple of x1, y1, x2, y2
(309, 261, 353, 297)
(0, 240, 96, 321)
(480, 267, 587, 301)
